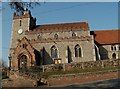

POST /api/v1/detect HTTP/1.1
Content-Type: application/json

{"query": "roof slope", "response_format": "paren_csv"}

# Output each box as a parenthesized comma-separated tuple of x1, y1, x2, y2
(33, 22, 89, 31)
(91, 30, 120, 45)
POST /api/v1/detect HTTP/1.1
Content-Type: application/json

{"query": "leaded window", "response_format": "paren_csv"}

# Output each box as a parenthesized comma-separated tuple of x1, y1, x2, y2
(75, 44, 82, 57)
(54, 34, 58, 39)
(72, 32, 76, 37)
(51, 46, 58, 58)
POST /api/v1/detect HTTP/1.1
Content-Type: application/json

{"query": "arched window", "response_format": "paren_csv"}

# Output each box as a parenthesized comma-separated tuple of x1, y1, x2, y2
(37, 34, 42, 39)
(111, 45, 116, 51)
(72, 32, 76, 37)
(112, 53, 116, 59)
(111, 45, 114, 51)
(75, 44, 82, 57)
(51, 46, 58, 58)
(114, 46, 116, 51)
(54, 34, 58, 39)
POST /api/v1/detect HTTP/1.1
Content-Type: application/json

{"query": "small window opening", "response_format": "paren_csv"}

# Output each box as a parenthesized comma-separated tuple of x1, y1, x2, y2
(72, 32, 76, 37)
(20, 20, 22, 26)
(22, 44, 27, 48)
(54, 34, 58, 39)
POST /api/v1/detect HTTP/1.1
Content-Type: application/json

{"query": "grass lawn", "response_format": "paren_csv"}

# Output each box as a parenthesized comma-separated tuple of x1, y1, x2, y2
(45, 66, 120, 75)
(29, 66, 120, 79)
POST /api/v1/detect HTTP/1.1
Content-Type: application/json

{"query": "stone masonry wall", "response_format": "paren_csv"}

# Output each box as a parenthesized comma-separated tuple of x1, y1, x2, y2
(40, 59, 120, 72)
(98, 44, 120, 59)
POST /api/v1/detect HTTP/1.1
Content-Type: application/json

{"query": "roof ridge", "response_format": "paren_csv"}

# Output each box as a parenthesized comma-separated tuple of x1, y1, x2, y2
(93, 29, 120, 31)
(38, 21, 88, 26)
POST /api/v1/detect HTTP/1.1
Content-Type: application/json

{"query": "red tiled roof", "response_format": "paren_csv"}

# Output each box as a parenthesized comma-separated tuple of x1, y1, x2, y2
(92, 30, 120, 45)
(26, 22, 89, 34)
(33, 22, 89, 31)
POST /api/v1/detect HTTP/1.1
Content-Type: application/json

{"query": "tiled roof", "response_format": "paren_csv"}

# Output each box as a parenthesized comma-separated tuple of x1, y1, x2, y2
(38, 22, 89, 29)
(91, 30, 120, 45)
(34, 22, 89, 30)
(26, 22, 89, 34)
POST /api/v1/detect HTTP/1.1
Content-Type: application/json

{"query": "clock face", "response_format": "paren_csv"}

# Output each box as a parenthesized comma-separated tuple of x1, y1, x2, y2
(18, 29, 23, 34)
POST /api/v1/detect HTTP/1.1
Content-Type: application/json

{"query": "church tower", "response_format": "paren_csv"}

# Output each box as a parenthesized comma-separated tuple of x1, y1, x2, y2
(10, 9, 36, 68)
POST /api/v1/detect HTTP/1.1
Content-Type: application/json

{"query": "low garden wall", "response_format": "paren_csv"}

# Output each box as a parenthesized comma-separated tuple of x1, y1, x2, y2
(41, 59, 120, 72)
(9, 59, 120, 86)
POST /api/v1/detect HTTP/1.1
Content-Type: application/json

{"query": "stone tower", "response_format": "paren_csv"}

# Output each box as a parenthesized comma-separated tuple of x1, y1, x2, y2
(10, 10, 36, 68)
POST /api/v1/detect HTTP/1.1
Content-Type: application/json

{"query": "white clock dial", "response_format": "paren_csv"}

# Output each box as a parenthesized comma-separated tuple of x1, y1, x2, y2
(18, 29, 23, 34)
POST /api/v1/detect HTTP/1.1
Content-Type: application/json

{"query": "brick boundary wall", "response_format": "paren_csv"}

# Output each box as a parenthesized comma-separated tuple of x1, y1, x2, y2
(8, 59, 120, 87)
(26, 59, 120, 86)
(48, 70, 119, 86)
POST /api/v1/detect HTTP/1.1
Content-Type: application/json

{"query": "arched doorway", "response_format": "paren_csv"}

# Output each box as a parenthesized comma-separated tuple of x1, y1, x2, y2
(112, 53, 116, 59)
(18, 55, 27, 71)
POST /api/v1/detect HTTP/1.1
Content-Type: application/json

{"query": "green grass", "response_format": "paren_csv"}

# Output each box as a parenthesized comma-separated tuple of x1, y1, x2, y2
(45, 66, 120, 76)
(30, 66, 120, 78)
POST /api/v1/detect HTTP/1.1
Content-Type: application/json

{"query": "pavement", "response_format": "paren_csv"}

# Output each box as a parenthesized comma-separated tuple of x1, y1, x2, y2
(60, 78, 120, 89)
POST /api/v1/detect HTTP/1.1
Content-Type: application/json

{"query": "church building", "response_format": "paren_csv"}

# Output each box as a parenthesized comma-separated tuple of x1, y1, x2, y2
(9, 10, 120, 70)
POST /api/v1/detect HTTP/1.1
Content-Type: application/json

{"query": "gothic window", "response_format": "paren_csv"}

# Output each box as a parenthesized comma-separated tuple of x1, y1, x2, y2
(20, 20, 22, 26)
(75, 44, 82, 57)
(112, 53, 116, 59)
(37, 34, 42, 39)
(51, 46, 58, 58)
(111, 45, 116, 51)
(111, 46, 114, 51)
(114, 46, 116, 51)
(54, 34, 58, 39)
(72, 32, 76, 37)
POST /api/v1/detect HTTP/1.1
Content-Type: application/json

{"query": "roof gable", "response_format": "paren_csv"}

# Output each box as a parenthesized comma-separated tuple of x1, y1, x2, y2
(14, 37, 35, 57)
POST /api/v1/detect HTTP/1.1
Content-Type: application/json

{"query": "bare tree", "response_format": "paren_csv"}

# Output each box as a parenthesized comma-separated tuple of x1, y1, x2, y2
(9, 2, 41, 14)
(0, 1, 42, 13)
(0, 60, 7, 68)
